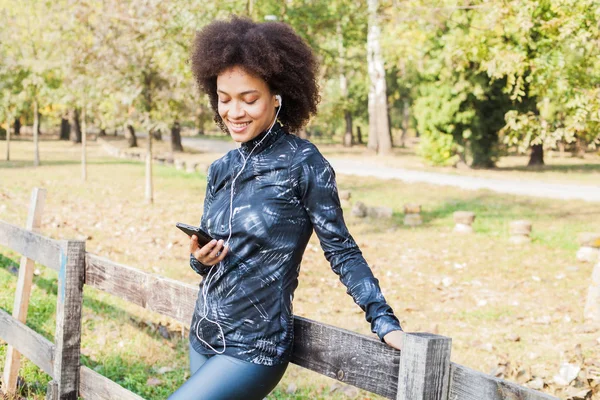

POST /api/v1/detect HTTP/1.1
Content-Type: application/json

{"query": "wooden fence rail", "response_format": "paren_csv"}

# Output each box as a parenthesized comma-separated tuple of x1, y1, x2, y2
(0, 217, 558, 400)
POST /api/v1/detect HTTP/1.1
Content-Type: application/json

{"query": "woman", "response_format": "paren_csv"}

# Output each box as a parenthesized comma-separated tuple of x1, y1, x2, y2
(169, 16, 404, 400)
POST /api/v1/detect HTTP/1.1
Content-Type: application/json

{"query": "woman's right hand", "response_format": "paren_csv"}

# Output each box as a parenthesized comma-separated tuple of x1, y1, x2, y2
(190, 235, 229, 266)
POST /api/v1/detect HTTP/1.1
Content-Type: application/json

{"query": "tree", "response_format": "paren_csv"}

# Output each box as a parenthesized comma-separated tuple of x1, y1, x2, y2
(493, 0, 600, 165)
(367, 0, 392, 154)
(0, 32, 27, 161)
(3, 0, 64, 166)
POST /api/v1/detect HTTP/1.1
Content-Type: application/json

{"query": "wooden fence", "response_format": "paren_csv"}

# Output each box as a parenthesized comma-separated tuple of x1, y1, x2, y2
(0, 191, 558, 400)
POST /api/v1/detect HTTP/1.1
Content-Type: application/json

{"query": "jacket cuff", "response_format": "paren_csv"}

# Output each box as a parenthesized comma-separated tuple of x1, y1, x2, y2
(190, 253, 210, 276)
(373, 315, 403, 342)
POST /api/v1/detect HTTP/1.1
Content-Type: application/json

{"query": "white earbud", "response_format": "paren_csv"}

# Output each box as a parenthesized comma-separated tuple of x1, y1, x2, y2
(276, 94, 282, 107)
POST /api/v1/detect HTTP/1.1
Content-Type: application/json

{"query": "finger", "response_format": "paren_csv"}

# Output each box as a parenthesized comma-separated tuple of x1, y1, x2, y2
(190, 235, 199, 253)
(214, 244, 229, 262)
(196, 239, 217, 259)
(208, 240, 224, 259)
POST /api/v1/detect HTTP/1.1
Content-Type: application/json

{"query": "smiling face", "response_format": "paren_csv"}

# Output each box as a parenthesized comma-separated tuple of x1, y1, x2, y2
(216, 66, 279, 143)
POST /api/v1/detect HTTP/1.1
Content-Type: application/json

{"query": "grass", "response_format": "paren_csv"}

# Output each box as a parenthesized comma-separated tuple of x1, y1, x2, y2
(1, 138, 599, 399)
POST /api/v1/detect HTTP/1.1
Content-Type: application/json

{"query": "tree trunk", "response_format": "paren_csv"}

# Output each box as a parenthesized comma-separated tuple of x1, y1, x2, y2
(126, 124, 138, 147)
(145, 130, 153, 204)
(6, 117, 11, 161)
(356, 125, 363, 144)
(33, 101, 40, 166)
(247, 0, 254, 18)
(338, 22, 353, 148)
(60, 117, 70, 140)
(152, 129, 162, 141)
(197, 111, 205, 136)
(387, 107, 393, 148)
(13, 117, 21, 136)
(171, 121, 184, 152)
(99, 128, 106, 136)
(367, 0, 392, 155)
(400, 99, 409, 147)
(70, 109, 82, 143)
(557, 140, 565, 157)
(197, 104, 209, 136)
(343, 111, 353, 147)
(36, 109, 42, 136)
(528, 144, 544, 166)
(575, 137, 587, 158)
(81, 106, 87, 181)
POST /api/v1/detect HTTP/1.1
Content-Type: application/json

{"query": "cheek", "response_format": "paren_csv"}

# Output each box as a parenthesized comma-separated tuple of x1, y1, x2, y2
(247, 103, 271, 121)
(217, 103, 227, 118)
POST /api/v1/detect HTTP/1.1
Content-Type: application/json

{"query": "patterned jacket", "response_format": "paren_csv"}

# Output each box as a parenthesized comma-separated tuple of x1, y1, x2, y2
(189, 123, 402, 366)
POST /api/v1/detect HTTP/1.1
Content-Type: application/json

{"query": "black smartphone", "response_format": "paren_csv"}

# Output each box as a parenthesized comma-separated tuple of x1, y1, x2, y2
(176, 222, 214, 246)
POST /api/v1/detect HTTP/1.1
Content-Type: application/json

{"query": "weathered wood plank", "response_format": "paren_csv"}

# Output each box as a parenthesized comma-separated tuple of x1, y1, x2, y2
(85, 253, 150, 308)
(3, 188, 46, 393)
(85, 253, 198, 325)
(397, 333, 451, 400)
(79, 366, 145, 400)
(0, 308, 55, 376)
(449, 363, 559, 400)
(0, 219, 61, 271)
(147, 275, 197, 324)
(291, 316, 400, 399)
(54, 240, 86, 400)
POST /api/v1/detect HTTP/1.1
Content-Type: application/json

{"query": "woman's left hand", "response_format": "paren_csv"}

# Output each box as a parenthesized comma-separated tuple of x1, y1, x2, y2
(383, 330, 404, 351)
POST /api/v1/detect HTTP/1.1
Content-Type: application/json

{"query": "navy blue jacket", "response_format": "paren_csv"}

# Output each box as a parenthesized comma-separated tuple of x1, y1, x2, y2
(189, 123, 402, 366)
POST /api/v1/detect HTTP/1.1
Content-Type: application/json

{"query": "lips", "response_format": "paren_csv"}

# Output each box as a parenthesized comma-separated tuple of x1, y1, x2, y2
(228, 120, 251, 133)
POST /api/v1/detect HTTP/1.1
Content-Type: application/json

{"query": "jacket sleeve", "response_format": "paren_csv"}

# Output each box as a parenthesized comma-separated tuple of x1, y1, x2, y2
(190, 163, 215, 277)
(290, 143, 402, 341)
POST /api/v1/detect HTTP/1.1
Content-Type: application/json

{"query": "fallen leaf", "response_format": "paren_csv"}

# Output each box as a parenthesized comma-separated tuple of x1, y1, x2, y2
(527, 377, 544, 390)
(553, 363, 580, 386)
(505, 333, 521, 342)
(155, 366, 174, 375)
(516, 368, 531, 384)
(146, 377, 162, 387)
(564, 387, 591, 400)
(286, 383, 297, 394)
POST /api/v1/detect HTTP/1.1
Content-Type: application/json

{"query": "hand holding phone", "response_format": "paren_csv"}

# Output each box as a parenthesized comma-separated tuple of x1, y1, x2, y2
(176, 222, 214, 246)
(177, 222, 228, 266)
(190, 236, 229, 267)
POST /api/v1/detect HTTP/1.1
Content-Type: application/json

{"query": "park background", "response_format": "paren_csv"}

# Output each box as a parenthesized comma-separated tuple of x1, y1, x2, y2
(1, 0, 600, 399)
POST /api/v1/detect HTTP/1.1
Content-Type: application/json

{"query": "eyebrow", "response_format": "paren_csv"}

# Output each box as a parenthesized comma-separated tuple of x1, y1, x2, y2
(217, 90, 260, 96)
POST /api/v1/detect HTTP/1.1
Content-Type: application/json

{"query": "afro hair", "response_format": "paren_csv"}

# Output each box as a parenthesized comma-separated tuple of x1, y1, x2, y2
(191, 16, 320, 134)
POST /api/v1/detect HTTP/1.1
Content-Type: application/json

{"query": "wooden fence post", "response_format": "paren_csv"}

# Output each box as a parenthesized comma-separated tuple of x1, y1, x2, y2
(2, 188, 46, 394)
(396, 333, 452, 400)
(45, 381, 58, 400)
(52, 240, 86, 400)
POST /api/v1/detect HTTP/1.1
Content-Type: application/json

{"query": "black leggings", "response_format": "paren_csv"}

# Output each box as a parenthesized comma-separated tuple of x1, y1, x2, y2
(167, 343, 288, 400)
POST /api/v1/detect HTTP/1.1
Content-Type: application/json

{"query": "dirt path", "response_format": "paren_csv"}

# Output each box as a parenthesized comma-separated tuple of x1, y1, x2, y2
(181, 136, 238, 153)
(177, 136, 600, 202)
(327, 158, 600, 202)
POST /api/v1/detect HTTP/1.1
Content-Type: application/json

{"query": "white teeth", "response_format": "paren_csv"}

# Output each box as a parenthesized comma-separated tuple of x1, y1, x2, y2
(230, 121, 251, 128)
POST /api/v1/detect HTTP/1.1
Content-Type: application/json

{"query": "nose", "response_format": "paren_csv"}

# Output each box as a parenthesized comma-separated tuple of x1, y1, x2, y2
(228, 100, 245, 119)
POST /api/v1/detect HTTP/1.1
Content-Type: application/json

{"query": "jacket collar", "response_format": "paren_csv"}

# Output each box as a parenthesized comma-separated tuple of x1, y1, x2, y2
(239, 122, 285, 156)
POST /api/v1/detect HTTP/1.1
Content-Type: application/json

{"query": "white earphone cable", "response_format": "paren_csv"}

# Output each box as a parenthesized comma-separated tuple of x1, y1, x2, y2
(195, 100, 282, 354)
